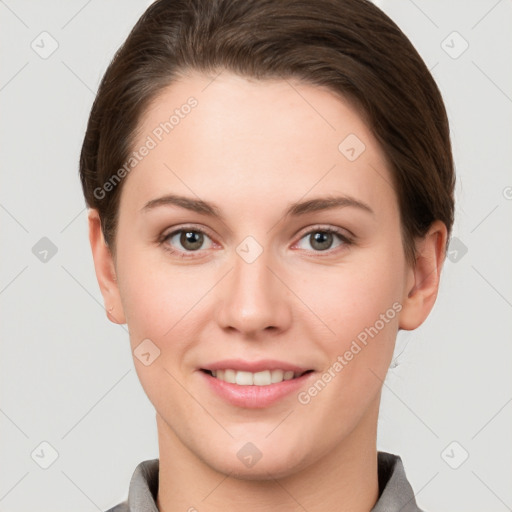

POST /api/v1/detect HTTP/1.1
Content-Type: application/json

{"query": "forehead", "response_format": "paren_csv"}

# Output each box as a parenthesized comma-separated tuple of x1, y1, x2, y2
(122, 70, 396, 219)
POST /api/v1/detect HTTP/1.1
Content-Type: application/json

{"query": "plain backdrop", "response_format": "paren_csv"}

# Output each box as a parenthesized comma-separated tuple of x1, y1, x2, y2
(0, 1, 511, 511)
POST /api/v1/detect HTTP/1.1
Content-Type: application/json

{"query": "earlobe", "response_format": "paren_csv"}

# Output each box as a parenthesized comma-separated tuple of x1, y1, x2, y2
(87, 209, 127, 325)
(398, 220, 447, 331)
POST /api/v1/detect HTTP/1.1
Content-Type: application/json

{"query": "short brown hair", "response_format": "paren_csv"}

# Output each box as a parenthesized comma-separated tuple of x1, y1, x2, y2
(79, 0, 455, 265)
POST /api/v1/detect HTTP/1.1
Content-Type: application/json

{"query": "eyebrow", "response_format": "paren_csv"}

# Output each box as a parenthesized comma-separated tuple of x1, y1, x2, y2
(140, 193, 374, 220)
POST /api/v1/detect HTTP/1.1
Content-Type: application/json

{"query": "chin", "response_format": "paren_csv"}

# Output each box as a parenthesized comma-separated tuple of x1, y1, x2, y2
(206, 445, 310, 481)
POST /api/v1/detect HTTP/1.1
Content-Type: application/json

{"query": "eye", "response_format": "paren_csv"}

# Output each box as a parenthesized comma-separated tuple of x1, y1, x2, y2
(159, 224, 353, 258)
(294, 226, 352, 253)
(160, 226, 214, 256)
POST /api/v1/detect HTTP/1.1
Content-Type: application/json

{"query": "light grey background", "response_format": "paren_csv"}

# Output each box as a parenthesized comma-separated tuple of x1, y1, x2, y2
(1, 1, 511, 511)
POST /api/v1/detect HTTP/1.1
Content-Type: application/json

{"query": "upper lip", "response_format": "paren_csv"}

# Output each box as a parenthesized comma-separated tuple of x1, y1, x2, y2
(200, 359, 313, 374)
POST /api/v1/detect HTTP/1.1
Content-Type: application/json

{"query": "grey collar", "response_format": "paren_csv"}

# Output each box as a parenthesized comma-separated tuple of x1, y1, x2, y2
(107, 451, 423, 512)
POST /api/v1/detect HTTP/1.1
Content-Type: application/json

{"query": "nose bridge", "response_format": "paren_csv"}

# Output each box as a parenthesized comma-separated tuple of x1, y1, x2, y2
(216, 236, 291, 334)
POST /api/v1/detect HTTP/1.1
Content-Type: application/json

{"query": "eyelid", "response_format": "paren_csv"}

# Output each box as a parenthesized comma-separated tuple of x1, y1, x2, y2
(160, 223, 217, 242)
(294, 223, 354, 242)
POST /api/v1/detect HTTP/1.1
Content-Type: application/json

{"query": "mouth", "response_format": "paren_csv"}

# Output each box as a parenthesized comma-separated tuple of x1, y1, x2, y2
(200, 368, 314, 386)
(199, 366, 316, 408)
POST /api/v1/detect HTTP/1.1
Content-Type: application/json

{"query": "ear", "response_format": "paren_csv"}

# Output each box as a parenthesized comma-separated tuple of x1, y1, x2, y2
(398, 220, 448, 331)
(87, 208, 126, 324)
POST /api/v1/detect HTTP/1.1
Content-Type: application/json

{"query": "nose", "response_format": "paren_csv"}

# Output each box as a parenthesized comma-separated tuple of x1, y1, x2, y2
(215, 244, 293, 337)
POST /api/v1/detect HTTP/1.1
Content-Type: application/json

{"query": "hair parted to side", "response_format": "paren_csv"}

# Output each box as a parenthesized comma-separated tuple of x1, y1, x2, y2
(79, 0, 455, 266)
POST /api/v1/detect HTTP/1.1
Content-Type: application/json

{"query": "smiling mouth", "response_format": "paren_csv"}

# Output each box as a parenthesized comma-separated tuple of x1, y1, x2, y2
(200, 368, 314, 386)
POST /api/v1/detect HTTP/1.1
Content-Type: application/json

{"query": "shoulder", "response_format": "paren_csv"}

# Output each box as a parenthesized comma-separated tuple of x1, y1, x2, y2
(103, 458, 160, 512)
(104, 502, 129, 512)
(371, 451, 426, 512)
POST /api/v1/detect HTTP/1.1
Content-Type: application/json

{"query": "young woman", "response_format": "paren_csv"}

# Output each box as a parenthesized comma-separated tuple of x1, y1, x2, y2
(80, 0, 455, 510)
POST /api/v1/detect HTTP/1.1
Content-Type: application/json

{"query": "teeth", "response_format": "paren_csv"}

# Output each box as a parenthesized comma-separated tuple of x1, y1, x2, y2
(210, 369, 301, 385)
(236, 371, 254, 385)
(224, 369, 236, 383)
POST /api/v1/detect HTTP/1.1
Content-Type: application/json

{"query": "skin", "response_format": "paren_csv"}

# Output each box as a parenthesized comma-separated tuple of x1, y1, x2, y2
(88, 70, 447, 512)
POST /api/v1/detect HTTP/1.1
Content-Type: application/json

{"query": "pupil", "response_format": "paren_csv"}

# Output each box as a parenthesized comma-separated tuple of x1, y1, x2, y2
(182, 231, 203, 250)
(312, 231, 332, 251)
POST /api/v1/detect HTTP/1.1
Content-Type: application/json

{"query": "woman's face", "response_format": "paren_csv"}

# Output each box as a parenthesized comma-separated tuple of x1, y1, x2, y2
(93, 71, 425, 478)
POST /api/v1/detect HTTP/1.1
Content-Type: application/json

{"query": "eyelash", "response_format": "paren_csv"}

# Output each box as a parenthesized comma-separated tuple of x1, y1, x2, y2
(158, 224, 354, 259)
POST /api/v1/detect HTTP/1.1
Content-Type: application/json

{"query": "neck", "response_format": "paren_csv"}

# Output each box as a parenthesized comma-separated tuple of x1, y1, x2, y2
(156, 399, 380, 512)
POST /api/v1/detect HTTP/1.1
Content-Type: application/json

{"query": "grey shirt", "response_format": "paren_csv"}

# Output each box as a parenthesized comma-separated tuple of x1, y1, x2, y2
(106, 451, 424, 512)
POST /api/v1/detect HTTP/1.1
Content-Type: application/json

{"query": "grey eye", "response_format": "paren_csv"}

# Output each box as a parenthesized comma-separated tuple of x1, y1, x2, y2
(164, 229, 213, 251)
(296, 229, 347, 252)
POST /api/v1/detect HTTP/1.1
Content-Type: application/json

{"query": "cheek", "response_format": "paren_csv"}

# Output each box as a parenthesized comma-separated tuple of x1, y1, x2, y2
(293, 245, 405, 406)
(298, 254, 403, 343)
(116, 243, 197, 336)
(294, 264, 401, 420)
(116, 248, 218, 386)
(116, 253, 205, 409)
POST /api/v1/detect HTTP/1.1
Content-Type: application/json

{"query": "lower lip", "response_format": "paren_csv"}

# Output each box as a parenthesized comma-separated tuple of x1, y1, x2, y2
(199, 370, 315, 409)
